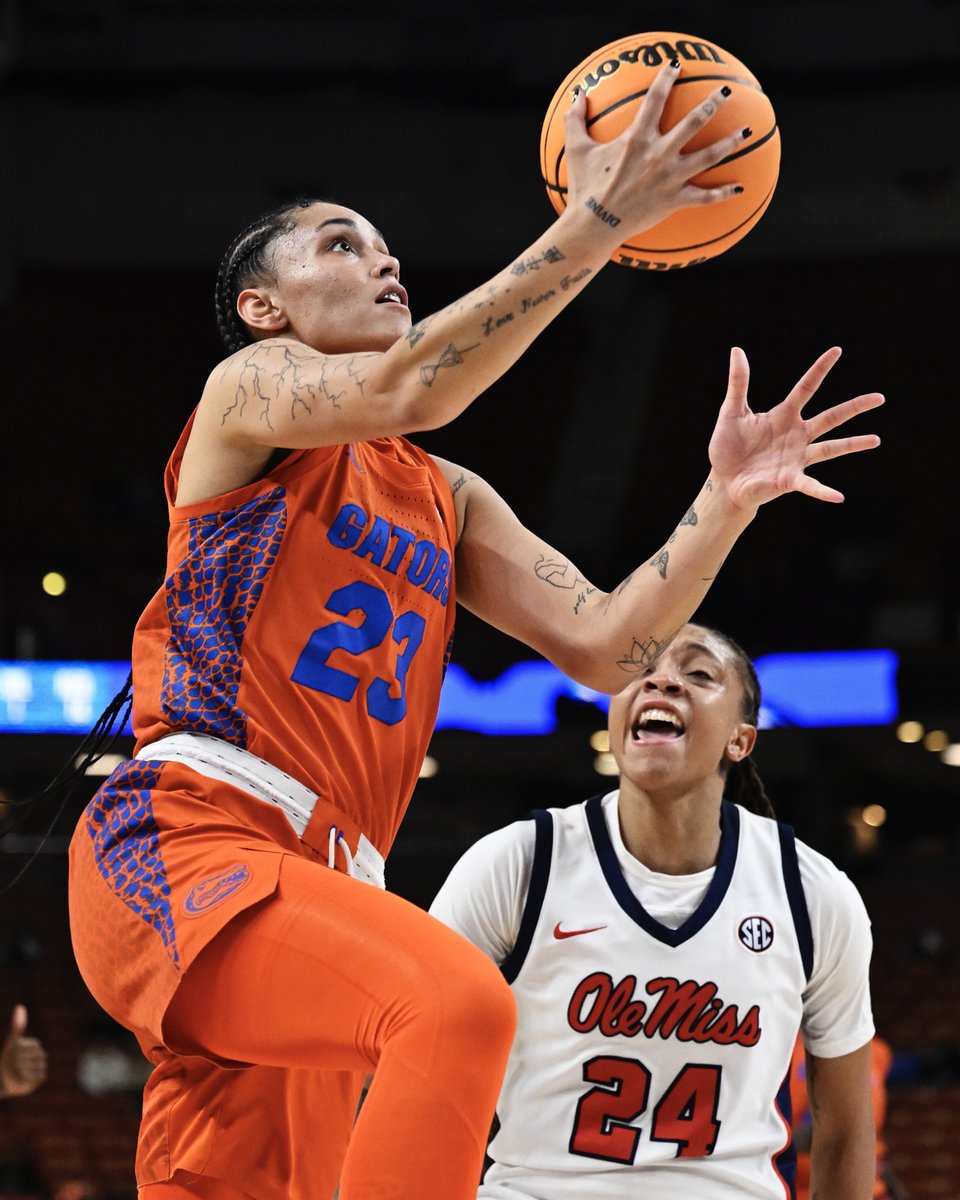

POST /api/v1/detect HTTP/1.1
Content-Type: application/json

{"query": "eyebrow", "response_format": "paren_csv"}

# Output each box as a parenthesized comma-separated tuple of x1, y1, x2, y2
(315, 217, 388, 245)
(678, 641, 724, 664)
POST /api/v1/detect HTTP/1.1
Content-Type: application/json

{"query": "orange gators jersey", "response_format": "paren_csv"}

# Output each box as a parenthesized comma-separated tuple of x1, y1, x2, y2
(131, 416, 456, 860)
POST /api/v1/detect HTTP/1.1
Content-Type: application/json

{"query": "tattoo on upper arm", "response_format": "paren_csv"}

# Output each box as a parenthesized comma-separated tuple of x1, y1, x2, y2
(668, 506, 698, 543)
(419, 343, 480, 387)
(574, 587, 597, 615)
(451, 472, 476, 496)
(220, 345, 376, 428)
(649, 549, 669, 580)
(617, 635, 667, 673)
(534, 554, 587, 591)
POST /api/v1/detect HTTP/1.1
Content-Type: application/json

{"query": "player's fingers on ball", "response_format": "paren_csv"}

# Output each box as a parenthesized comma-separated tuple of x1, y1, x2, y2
(677, 181, 741, 207)
(680, 123, 751, 178)
(633, 58, 681, 135)
(805, 393, 885, 439)
(563, 88, 591, 147)
(663, 86, 736, 154)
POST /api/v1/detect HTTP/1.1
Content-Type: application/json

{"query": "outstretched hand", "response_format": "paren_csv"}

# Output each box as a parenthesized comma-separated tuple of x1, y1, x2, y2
(0, 1005, 47, 1099)
(708, 347, 883, 510)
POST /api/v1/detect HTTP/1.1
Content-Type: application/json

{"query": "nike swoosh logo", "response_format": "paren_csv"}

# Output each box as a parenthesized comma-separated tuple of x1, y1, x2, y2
(553, 922, 608, 940)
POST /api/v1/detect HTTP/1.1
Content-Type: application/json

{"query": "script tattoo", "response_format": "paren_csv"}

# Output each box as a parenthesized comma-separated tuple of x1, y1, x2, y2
(419, 343, 478, 387)
(668, 506, 698, 543)
(561, 268, 591, 291)
(451, 472, 476, 496)
(649, 549, 670, 580)
(574, 587, 597, 615)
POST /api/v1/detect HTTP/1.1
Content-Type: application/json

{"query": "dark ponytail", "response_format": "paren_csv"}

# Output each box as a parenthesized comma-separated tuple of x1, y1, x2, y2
(213, 197, 328, 353)
(704, 627, 777, 820)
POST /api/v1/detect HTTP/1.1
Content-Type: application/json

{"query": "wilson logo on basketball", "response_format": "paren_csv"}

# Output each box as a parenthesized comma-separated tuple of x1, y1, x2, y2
(567, 972, 761, 1048)
(738, 915, 774, 953)
(576, 38, 726, 94)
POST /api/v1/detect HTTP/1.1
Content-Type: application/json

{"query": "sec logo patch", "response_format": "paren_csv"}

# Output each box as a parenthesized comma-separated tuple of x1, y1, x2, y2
(738, 915, 774, 952)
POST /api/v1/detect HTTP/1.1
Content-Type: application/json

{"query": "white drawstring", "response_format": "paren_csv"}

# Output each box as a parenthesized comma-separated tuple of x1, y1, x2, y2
(327, 825, 355, 877)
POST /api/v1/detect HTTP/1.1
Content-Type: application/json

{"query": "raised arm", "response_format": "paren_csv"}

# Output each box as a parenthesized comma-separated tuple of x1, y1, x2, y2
(187, 65, 750, 470)
(443, 346, 883, 693)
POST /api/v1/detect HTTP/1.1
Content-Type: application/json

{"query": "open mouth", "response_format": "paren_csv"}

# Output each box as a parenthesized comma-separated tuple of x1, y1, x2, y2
(632, 707, 686, 743)
(375, 283, 409, 307)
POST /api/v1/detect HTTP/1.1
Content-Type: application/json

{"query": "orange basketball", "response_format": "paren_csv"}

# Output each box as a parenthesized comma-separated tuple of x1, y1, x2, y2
(540, 32, 780, 269)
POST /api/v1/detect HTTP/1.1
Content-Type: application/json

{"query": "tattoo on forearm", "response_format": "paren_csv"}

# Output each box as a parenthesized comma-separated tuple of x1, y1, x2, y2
(668, 506, 698, 543)
(419, 343, 479, 387)
(585, 196, 621, 228)
(521, 290, 556, 313)
(482, 311, 515, 336)
(649, 550, 670, 580)
(405, 315, 434, 349)
(617, 636, 667, 674)
(534, 554, 588, 591)
(511, 247, 566, 275)
(561, 268, 591, 291)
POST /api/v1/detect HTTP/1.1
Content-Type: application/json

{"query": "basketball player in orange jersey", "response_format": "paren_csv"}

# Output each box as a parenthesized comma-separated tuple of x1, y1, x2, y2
(68, 62, 884, 1200)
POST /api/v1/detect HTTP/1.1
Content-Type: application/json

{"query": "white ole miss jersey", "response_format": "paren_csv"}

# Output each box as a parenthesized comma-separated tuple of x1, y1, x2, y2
(430, 793, 874, 1200)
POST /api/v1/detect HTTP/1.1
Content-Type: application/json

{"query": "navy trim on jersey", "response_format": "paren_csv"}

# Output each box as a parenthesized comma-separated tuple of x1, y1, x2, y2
(500, 809, 554, 984)
(585, 796, 741, 947)
(773, 1067, 797, 1199)
(778, 823, 814, 982)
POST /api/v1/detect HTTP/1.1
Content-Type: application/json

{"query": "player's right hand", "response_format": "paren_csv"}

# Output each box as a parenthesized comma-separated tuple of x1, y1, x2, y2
(562, 60, 750, 239)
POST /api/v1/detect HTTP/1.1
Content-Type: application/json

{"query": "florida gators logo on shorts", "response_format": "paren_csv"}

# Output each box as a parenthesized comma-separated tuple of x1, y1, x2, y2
(183, 863, 252, 916)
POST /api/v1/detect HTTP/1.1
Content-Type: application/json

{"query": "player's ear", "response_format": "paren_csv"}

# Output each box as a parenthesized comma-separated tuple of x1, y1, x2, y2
(723, 722, 757, 764)
(237, 287, 289, 336)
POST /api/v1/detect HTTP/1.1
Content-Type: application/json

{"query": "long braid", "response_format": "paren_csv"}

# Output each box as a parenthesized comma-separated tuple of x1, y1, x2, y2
(213, 197, 327, 353)
(702, 626, 777, 820)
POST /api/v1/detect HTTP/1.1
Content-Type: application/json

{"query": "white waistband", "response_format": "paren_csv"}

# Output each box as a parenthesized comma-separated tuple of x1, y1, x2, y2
(135, 732, 385, 889)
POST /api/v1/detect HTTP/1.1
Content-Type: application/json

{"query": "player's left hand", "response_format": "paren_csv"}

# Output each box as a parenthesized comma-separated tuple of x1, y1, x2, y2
(708, 346, 883, 509)
(0, 1005, 48, 1098)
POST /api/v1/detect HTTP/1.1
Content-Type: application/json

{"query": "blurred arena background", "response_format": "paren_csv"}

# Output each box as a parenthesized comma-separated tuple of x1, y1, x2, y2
(0, 1, 958, 1197)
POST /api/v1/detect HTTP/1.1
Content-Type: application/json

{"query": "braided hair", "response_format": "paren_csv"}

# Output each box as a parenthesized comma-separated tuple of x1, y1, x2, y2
(706, 627, 777, 820)
(213, 197, 328, 354)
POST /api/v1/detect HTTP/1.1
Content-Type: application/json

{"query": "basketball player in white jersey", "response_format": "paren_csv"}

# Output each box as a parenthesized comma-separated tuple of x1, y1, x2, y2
(430, 624, 875, 1200)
